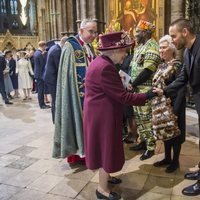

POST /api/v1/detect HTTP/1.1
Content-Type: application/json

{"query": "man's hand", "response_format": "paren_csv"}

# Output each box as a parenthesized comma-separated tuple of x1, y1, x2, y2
(152, 87, 163, 96)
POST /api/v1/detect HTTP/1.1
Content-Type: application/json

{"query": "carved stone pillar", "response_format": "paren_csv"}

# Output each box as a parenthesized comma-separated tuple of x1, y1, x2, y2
(171, 0, 184, 21)
(56, 0, 62, 39)
(96, 0, 106, 33)
(68, 0, 77, 35)
(61, 0, 67, 34)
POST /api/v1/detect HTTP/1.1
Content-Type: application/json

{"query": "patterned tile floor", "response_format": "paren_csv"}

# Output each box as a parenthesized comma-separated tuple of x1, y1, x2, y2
(0, 93, 199, 200)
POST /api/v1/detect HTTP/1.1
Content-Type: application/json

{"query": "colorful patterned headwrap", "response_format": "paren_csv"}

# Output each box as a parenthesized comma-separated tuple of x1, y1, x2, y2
(137, 20, 156, 34)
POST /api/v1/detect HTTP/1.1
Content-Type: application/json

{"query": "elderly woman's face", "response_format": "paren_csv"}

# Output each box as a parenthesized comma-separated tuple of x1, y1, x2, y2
(159, 41, 174, 62)
(113, 48, 127, 64)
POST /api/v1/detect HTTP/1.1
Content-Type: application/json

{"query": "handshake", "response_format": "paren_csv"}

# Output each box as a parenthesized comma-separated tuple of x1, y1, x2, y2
(151, 87, 164, 96)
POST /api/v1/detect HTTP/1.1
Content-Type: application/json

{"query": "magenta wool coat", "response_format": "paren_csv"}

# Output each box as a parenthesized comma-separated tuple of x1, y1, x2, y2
(83, 55, 147, 173)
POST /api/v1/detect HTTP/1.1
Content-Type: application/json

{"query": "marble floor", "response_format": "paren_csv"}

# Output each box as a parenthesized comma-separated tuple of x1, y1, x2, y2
(0, 93, 199, 200)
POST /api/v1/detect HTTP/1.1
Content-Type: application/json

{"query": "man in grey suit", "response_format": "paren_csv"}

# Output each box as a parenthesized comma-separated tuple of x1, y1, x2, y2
(158, 18, 200, 196)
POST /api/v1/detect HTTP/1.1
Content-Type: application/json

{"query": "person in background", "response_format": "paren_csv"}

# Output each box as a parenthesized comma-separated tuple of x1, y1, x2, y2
(34, 41, 50, 109)
(119, 46, 138, 143)
(4, 50, 14, 100)
(29, 49, 36, 93)
(43, 36, 68, 123)
(16, 51, 34, 100)
(83, 31, 160, 200)
(153, 35, 186, 173)
(9, 52, 19, 98)
(42, 49, 51, 105)
(0, 51, 13, 105)
(53, 19, 97, 164)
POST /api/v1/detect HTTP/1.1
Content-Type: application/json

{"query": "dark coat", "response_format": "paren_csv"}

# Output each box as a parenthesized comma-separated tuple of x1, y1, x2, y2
(0, 56, 6, 88)
(43, 44, 61, 86)
(43, 44, 62, 123)
(165, 35, 200, 116)
(33, 49, 46, 79)
(83, 55, 147, 173)
(9, 58, 18, 89)
(0, 56, 6, 81)
(0, 56, 7, 100)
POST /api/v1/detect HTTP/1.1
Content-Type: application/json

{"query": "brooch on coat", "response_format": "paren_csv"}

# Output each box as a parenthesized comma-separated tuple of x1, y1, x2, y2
(137, 54, 145, 65)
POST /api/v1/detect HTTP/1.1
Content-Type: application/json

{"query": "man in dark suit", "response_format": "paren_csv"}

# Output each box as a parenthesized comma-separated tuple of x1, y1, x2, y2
(159, 18, 200, 196)
(0, 52, 13, 105)
(34, 41, 50, 109)
(43, 36, 68, 123)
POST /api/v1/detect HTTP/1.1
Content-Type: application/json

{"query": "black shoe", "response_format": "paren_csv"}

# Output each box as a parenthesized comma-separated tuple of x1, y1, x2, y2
(165, 162, 179, 173)
(5, 101, 13, 105)
(184, 170, 200, 180)
(140, 150, 154, 161)
(41, 105, 51, 109)
(96, 190, 121, 200)
(8, 94, 13, 99)
(129, 141, 146, 151)
(123, 135, 134, 144)
(182, 181, 200, 196)
(153, 159, 171, 167)
(45, 105, 51, 108)
(108, 177, 122, 184)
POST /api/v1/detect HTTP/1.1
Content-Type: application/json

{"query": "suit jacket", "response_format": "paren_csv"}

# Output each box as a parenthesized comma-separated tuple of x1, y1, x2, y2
(0, 56, 6, 93)
(43, 44, 61, 86)
(9, 58, 16, 75)
(34, 49, 46, 79)
(165, 35, 200, 95)
(0, 56, 6, 81)
(165, 35, 200, 119)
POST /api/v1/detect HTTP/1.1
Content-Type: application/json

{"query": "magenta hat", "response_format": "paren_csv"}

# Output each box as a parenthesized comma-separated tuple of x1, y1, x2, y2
(98, 31, 134, 51)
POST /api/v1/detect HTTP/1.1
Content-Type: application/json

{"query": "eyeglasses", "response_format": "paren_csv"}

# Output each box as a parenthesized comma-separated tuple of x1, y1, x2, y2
(85, 29, 98, 36)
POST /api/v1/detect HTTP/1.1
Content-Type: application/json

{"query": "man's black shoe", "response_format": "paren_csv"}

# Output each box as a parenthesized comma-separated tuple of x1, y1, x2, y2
(5, 101, 13, 105)
(41, 105, 51, 109)
(140, 150, 154, 161)
(96, 190, 121, 200)
(153, 159, 171, 167)
(45, 105, 51, 108)
(129, 141, 146, 151)
(184, 170, 200, 180)
(182, 181, 200, 196)
(165, 162, 179, 173)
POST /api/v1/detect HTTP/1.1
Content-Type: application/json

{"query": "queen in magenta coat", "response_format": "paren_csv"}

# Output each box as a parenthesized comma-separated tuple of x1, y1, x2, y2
(83, 31, 158, 200)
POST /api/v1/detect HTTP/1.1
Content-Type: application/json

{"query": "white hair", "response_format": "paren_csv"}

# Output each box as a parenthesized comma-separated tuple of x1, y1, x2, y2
(159, 34, 176, 51)
(80, 18, 97, 29)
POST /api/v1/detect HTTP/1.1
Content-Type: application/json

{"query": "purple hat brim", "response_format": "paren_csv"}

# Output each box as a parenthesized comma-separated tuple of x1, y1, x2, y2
(97, 43, 133, 51)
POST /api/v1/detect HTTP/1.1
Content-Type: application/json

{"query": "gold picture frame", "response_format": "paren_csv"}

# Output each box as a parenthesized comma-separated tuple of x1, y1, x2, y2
(106, 0, 165, 40)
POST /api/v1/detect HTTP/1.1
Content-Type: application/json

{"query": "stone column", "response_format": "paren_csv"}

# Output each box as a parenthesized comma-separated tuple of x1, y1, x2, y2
(61, 0, 67, 34)
(56, 0, 62, 39)
(88, 0, 97, 19)
(96, 0, 106, 33)
(171, 0, 184, 21)
(76, 0, 87, 30)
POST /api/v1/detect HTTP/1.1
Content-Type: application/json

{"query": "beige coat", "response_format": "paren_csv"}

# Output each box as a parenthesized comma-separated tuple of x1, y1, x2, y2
(16, 58, 33, 89)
